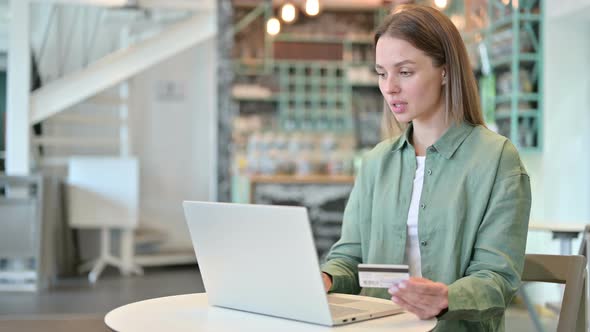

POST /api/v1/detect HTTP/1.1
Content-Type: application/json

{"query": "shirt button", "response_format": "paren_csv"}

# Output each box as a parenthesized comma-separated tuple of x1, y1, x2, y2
(420, 240, 428, 247)
(420, 203, 426, 209)
(427, 169, 432, 175)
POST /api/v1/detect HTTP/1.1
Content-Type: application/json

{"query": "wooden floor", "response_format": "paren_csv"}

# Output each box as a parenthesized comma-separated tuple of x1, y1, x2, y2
(0, 265, 557, 332)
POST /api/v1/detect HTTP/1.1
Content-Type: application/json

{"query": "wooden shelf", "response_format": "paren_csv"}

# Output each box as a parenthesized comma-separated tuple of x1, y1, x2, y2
(495, 109, 539, 120)
(495, 93, 539, 104)
(491, 53, 539, 69)
(488, 13, 541, 32)
(248, 174, 356, 208)
(249, 175, 355, 185)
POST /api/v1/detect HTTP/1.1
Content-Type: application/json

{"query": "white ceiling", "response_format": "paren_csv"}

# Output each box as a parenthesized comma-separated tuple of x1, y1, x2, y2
(0, 0, 214, 55)
(29, 0, 215, 10)
(137, 0, 215, 10)
(246, 0, 385, 10)
(286, 0, 384, 9)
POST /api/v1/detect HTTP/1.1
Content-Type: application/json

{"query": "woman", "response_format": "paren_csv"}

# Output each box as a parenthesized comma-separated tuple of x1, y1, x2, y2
(320, 5, 531, 331)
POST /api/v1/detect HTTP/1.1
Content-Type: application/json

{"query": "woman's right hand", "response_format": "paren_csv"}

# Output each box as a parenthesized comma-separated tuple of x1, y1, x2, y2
(322, 272, 333, 292)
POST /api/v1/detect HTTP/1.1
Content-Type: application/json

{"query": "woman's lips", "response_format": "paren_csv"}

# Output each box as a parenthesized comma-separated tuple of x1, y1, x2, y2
(389, 102, 407, 114)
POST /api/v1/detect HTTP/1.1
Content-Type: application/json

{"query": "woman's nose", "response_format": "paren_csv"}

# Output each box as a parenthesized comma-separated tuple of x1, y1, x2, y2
(384, 77, 401, 94)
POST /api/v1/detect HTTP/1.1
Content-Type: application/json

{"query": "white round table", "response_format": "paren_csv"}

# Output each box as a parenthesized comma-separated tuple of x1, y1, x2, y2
(105, 293, 437, 332)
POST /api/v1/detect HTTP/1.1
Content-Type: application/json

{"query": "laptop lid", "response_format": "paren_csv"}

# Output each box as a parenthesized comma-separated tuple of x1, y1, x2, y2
(182, 201, 334, 326)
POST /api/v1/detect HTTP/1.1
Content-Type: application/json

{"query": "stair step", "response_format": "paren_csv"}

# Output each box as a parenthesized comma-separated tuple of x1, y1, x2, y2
(84, 94, 128, 107)
(50, 113, 123, 126)
(39, 156, 118, 167)
(32, 136, 119, 147)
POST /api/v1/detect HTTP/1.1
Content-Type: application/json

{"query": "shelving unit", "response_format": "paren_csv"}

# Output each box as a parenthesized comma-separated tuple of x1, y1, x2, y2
(275, 61, 351, 132)
(463, 0, 544, 151)
(232, 0, 545, 150)
(232, 4, 385, 145)
(230, 4, 387, 258)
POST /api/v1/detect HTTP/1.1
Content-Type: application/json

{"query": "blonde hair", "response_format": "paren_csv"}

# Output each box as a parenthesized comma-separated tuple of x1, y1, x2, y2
(374, 4, 485, 137)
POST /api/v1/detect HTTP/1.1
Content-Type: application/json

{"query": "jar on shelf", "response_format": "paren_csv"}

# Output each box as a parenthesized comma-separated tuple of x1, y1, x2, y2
(295, 151, 313, 176)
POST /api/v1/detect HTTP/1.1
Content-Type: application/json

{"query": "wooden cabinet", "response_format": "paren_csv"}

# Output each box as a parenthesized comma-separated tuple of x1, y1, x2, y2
(249, 175, 354, 259)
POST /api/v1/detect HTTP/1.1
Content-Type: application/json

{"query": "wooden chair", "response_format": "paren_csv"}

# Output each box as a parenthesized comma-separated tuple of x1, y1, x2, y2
(522, 254, 587, 332)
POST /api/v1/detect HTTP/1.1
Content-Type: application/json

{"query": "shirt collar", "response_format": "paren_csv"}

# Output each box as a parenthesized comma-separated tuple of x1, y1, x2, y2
(391, 124, 412, 153)
(391, 121, 475, 159)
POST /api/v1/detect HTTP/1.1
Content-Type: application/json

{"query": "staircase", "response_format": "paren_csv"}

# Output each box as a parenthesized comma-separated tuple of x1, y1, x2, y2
(35, 84, 131, 172)
(2, 1, 215, 287)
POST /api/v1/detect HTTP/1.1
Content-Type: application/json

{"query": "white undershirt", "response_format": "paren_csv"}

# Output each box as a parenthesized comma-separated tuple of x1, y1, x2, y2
(404, 156, 425, 277)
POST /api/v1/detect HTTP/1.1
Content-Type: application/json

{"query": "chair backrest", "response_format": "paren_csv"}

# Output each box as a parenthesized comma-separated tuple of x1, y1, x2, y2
(578, 225, 590, 257)
(578, 226, 590, 332)
(522, 254, 587, 332)
(67, 157, 139, 229)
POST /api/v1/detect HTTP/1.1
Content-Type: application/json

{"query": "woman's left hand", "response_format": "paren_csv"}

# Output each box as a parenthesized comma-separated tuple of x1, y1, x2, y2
(388, 277, 448, 320)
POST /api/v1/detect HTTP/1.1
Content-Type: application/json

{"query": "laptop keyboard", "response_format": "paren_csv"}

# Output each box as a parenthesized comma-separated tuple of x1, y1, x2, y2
(347, 301, 401, 312)
(328, 297, 361, 305)
(328, 296, 402, 319)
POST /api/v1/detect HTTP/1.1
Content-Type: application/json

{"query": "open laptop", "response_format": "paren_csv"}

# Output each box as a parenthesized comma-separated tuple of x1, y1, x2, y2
(182, 201, 404, 326)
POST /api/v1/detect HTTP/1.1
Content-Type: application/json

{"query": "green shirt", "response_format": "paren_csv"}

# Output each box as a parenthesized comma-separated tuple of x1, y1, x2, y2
(321, 121, 532, 332)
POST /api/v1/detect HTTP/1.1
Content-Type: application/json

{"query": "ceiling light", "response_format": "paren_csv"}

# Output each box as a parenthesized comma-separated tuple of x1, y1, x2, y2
(450, 14, 465, 30)
(305, 0, 320, 16)
(434, 0, 448, 9)
(280, 3, 297, 23)
(266, 17, 281, 36)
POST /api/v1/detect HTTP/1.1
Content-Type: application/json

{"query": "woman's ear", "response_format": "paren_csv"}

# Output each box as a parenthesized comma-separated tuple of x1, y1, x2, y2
(441, 67, 448, 85)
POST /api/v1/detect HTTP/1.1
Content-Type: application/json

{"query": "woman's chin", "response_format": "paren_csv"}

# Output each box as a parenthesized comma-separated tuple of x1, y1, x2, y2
(391, 113, 413, 124)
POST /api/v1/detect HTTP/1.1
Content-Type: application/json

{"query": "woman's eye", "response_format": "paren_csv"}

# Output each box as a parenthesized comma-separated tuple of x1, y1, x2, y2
(400, 71, 412, 77)
(376, 72, 386, 78)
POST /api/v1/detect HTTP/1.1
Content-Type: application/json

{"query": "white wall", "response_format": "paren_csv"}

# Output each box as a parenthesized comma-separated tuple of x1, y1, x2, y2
(521, 6, 590, 303)
(16, 4, 218, 254)
(130, 37, 217, 250)
(524, 18, 590, 223)
(0, 0, 8, 62)
(547, 0, 590, 20)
